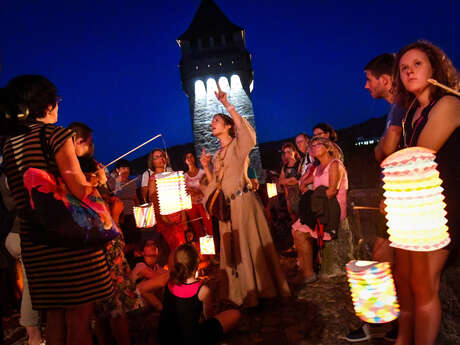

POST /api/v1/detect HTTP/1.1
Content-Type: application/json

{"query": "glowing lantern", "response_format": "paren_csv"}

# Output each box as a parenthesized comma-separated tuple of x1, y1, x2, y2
(381, 147, 450, 251)
(266, 183, 278, 198)
(155, 171, 192, 215)
(346, 260, 399, 324)
(133, 203, 156, 228)
(199, 235, 215, 255)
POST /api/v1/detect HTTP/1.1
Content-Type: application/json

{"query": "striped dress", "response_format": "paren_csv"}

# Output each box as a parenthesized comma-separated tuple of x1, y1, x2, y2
(2, 122, 113, 309)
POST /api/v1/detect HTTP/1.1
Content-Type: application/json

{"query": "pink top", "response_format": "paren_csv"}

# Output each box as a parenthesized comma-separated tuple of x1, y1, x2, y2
(313, 159, 348, 220)
(168, 281, 202, 298)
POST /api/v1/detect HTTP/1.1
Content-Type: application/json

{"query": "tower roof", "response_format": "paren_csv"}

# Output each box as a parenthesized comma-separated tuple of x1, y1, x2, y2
(178, 0, 242, 41)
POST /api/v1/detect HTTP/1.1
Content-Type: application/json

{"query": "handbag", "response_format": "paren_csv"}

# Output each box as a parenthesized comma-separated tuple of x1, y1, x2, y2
(205, 184, 230, 222)
(21, 125, 119, 249)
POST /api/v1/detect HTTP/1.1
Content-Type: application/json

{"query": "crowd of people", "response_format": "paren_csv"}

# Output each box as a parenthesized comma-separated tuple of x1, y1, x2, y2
(0, 39, 459, 345)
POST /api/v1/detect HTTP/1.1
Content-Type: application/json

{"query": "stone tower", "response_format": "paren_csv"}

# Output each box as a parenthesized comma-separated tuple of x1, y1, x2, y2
(177, 0, 263, 180)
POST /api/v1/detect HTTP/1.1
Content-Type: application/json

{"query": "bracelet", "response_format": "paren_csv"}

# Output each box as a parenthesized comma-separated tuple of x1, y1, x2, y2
(226, 105, 235, 112)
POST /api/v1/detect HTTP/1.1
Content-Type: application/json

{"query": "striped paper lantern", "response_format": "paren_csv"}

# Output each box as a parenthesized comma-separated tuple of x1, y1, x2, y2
(381, 147, 450, 251)
(133, 203, 156, 228)
(155, 171, 192, 215)
(346, 260, 399, 324)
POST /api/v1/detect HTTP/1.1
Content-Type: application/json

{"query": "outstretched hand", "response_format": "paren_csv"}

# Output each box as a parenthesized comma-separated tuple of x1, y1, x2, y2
(215, 83, 230, 108)
(200, 147, 212, 168)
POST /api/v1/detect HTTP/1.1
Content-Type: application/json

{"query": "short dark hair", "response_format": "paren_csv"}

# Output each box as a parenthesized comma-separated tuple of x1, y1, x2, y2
(1, 75, 58, 135)
(313, 123, 338, 142)
(68, 122, 93, 141)
(115, 158, 132, 171)
(364, 53, 395, 78)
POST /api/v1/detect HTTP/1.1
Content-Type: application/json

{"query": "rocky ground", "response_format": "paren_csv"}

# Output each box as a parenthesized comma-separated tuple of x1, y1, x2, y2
(3, 255, 394, 345)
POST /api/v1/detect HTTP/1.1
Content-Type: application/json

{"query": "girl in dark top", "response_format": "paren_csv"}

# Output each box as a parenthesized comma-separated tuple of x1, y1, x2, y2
(392, 40, 460, 345)
(158, 244, 240, 345)
(279, 142, 301, 222)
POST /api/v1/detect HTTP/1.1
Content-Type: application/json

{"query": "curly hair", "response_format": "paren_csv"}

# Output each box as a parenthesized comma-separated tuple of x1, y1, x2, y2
(393, 40, 460, 109)
(170, 243, 199, 285)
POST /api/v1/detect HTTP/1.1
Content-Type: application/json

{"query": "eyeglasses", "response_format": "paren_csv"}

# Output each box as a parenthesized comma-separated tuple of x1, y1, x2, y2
(56, 96, 63, 105)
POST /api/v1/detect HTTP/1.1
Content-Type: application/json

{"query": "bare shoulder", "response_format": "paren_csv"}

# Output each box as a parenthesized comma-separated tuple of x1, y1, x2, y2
(431, 95, 460, 124)
(198, 284, 211, 301)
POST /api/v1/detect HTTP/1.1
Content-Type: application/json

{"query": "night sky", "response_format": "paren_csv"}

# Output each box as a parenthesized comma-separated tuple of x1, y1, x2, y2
(1, 0, 459, 164)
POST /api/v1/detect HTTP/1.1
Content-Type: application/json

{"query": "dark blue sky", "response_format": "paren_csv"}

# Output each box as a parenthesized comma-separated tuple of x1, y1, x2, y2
(2, 0, 459, 164)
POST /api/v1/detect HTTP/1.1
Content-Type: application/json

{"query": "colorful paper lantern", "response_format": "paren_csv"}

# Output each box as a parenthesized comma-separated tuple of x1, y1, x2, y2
(381, 147, 450, 251)
(266, 183, 278, 198)
(346, 260, 399, 324)
(199, 235, 215, 255)
(133, 203, 156, 228)
(155, 171, 192, 215)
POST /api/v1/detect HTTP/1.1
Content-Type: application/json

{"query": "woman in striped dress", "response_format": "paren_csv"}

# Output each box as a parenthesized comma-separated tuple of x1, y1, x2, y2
(1, 75, 113, 345)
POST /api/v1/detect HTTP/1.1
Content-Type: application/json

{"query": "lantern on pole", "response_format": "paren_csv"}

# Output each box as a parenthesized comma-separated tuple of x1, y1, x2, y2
(199, 235, 215, 255)
(133, 203, 156, 228)
(266, 183, 278, 198)
(155, 171, 192, 215)
(346, 260, 399, 324)
(381, 147, 450, 251)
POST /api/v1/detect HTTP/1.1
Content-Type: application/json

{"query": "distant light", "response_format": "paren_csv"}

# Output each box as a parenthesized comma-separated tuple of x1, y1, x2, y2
(250, 80, 254, 93)
(218, 77, 230, 92)
(231, 60, 234, 64)
(195, 65, 199, 70)
(194, 80, 206, 99)
(206, 78, 218, 98)
(207, 64, 210, 68)
(230, 74, 242, 90)
(218, 61, 223, 66)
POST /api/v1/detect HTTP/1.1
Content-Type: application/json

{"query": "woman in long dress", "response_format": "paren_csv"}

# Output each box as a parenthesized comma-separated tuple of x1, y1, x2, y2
(200, 85, 290, 307)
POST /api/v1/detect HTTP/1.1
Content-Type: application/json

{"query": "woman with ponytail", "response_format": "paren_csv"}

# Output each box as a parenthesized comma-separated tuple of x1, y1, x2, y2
(158, 244, 240, 345)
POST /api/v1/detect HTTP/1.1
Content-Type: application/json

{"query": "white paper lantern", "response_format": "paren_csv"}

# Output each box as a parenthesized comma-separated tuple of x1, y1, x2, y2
(199, 235, 215, 255)
(155, 171, 192, 215)
(133, 203, 156, 228)
(266, 183, 278, 198)
(381, 147, 450, 251)
(346, 260, 399, 324)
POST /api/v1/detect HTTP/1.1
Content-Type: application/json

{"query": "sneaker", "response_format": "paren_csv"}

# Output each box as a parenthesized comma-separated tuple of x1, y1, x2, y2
(340, 324, 371, 342)
(383, 325, 398, 342)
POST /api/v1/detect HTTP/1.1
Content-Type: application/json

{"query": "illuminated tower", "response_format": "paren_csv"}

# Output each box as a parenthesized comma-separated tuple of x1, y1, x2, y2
(177, 0, 263, 180)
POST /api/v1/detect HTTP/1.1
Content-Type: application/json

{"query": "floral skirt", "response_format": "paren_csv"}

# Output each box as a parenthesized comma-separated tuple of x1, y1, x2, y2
(94, 236, 143, 318)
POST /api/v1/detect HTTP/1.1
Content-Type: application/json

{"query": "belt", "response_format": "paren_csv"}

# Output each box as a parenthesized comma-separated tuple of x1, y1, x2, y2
(229, 186, 252, 201)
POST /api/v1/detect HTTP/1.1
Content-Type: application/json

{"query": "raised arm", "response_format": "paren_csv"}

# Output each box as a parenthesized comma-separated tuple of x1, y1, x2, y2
(215, 84, 242, 129)
(200, 147, 214, 184)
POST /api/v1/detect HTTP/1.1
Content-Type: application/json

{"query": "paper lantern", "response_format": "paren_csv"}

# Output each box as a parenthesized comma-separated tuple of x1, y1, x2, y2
(266, 183, 278, 198)
(133, 203, 156, 228)
(381, 147, 450, 251)
(199, 235, 215, 255)
(346, 260, 399, 324)
(155, 171, 192, 215)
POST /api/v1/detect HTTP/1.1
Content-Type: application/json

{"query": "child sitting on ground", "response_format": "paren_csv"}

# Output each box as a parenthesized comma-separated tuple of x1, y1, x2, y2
(158, 243, 241, 345)
(131, 239, 169, 310)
